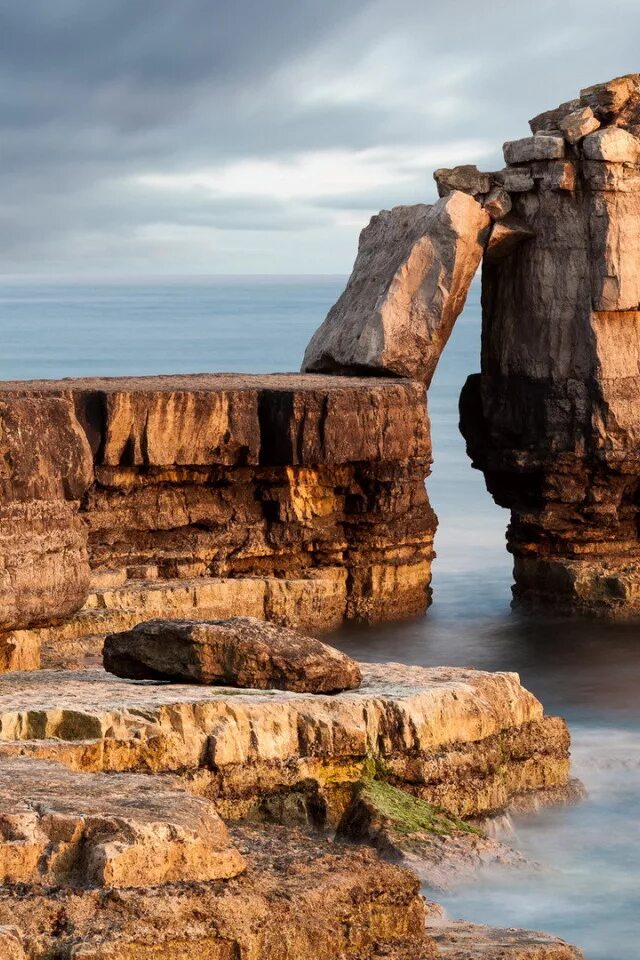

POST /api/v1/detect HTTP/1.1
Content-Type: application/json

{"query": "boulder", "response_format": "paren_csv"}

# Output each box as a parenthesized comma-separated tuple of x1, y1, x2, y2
(559, 105, 600, 143)
(104, 615, 363, 692)
(482, 187, 512, 220)
(433, 165, 491, 197)
(301, 192, 490, 385)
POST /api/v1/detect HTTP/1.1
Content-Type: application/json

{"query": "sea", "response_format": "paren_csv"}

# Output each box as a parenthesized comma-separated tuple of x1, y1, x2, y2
(1, 275, 638, 959)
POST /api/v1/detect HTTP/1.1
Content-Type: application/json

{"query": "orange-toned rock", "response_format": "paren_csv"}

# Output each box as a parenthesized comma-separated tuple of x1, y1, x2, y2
(0, 758, 245, 888)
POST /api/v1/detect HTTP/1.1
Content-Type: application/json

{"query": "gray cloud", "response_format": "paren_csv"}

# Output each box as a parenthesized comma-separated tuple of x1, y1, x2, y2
(0, 0, 639, 273)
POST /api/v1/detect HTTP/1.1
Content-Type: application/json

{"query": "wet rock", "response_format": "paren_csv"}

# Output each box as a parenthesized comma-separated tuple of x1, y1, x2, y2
(336, 777, 530, 892)
(427, 919, 584, 959)
(0, 758, 245, 888)
(503, 135, 565, 164)
(103, 616, 362, 692)
(301, 193, 490, 385)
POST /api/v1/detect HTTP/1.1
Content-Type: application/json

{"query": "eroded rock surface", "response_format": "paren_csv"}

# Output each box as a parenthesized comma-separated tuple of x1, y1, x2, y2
(301, 193, 490, 385)
(0, 758, 245, 888)
(458, 73, 640, 614)
(0, 374, 434, 671)
(0, 824, 430, 960)
(427, 919, 584, 959)
(0, 398, 93, 658)
(0, 664, 571, 824)
(103, 616, 362, 692)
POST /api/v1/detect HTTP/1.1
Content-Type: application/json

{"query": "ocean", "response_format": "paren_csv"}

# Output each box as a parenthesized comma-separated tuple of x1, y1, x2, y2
(1, 275, 637, 959)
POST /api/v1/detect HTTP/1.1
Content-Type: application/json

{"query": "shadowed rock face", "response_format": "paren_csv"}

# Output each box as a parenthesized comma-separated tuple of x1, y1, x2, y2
(0, 397, 93, 654)
(301, 193, 491, 385)
(459, 73, 640, 616)
(104, 616, 362, 692)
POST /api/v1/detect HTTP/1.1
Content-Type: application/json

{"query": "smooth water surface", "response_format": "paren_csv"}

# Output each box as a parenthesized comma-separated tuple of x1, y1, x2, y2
(0, 275, 638, 959)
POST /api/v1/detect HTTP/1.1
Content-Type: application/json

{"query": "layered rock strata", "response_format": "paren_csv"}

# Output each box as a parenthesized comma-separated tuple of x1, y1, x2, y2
(0, 374, 433, 668)
(0, 758, 245, 887)
(0, 664, 571, 825)
(0, 823, 430, 960)
(457, 73, 640, 614)
(103, 616, 363, 692)
(302, 192, 491, 384)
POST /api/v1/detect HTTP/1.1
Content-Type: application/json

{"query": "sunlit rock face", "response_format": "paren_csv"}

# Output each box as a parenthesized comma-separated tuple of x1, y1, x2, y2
(0, 374, 434, 670)
(301, 192, 491, 386)
(459, 74, 640, 616)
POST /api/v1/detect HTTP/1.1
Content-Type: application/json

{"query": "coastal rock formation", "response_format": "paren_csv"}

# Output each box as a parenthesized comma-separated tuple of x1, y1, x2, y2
(0, 664, 572, 824)
(427, 919, 584, 959)
(336, 777, 529, 891)
(459, 73, 640, 614)
(302, 192, 491, 385)
(0, 397, 93, 669)
(0, 374, 433, 668)
(0, 823, 430, 960)
(0, 758, 245, 887)
(103, 616, 362, 692)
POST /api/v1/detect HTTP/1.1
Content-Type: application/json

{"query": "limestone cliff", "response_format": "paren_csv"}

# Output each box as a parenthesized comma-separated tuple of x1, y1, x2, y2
(0, 374, 433, 669)
(458, 73, 640, 615)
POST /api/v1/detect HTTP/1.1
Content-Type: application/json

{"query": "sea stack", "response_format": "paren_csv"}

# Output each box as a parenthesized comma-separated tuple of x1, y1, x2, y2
(459, 73, 640, 616)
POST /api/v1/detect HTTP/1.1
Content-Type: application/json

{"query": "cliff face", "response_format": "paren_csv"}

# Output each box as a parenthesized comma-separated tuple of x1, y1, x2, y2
(459, 74, 640, 615)
(0, 374, 433, 668)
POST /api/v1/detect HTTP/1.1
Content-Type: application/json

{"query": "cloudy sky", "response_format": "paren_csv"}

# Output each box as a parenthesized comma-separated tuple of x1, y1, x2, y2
(1, 0, 639, 276)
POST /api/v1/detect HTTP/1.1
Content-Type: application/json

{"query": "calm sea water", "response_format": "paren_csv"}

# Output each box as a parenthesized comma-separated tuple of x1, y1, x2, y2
(1, 276, 638, 959)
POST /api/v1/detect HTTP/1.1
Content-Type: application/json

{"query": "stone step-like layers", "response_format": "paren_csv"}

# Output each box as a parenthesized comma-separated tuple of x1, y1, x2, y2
(0, 664, 571, 824)
(0, 374, 434, 668)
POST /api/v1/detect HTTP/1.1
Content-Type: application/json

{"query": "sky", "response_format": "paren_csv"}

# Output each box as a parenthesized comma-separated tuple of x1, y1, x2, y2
(1, 0, 640, 276)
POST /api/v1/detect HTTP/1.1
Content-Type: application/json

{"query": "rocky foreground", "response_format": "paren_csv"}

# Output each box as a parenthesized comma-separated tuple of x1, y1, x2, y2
(0, 660, 582, 958)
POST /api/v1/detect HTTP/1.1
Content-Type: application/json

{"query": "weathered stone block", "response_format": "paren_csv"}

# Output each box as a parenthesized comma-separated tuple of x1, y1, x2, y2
(503, 135, 565, 165)
(301, 193, 490, 385)
(0, 759, 245, 888)
(104, 616, 362, 692)
(583, 126, 640, 162)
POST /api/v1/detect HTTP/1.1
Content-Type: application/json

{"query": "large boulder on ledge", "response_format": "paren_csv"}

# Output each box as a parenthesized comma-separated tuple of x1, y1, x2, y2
(104, 615, 362, 692)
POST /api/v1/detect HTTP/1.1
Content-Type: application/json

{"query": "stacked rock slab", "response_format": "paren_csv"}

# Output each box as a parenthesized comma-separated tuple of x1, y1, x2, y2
(0, 664, 572, 824)
(302, 192, 491, 385)
(458, 73, 640, 614)
(0, 373, 433, 668)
